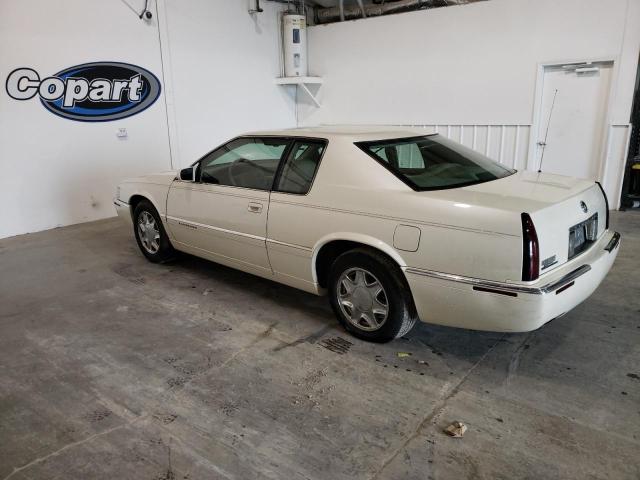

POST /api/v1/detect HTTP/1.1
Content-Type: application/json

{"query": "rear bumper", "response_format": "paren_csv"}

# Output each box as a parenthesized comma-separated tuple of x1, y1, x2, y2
(403, 230, 620, 332)
(113, 198, 131, 224)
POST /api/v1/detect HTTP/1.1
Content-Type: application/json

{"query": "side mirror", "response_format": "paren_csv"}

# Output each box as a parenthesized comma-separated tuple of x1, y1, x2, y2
(180, 166, 196, 182)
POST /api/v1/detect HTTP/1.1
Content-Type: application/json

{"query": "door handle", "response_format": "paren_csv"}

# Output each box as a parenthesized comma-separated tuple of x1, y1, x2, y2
(247, 202, 263, 213)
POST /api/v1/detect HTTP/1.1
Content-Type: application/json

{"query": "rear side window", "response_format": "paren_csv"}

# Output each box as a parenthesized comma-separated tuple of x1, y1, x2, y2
(275, 140, 326, 194)
(357, 134, 515, 191)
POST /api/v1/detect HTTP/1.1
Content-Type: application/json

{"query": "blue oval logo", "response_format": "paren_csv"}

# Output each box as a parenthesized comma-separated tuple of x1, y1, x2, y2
(5, 62, 161, 122)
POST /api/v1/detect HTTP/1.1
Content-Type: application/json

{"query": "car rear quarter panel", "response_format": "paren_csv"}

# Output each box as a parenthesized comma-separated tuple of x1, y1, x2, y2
(267, 137, 523, 288)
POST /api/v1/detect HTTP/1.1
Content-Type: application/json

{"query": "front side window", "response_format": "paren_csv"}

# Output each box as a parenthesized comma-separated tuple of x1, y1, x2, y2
(357, 134, 515, 191)
(199, 137, 289, 190)
(275, 140, 326, 194)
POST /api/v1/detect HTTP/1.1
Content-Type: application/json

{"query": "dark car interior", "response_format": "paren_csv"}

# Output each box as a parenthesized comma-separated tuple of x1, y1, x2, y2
(199, 138, 325, 192)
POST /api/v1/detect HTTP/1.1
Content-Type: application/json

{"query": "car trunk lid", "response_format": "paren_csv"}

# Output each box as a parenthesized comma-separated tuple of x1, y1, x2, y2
(461, 171, 608, 277)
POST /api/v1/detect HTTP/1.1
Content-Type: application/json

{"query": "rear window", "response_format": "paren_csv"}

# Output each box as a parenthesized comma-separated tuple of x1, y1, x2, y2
(356, 134, 515, 191)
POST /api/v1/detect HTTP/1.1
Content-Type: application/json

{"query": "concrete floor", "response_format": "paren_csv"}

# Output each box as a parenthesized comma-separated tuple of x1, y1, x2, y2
(0, 212, 639, 480)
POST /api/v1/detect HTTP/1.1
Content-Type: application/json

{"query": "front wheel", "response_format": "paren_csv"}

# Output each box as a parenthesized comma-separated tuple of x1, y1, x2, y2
(133, 200, 174, 263)
(328, 248, 418, 342)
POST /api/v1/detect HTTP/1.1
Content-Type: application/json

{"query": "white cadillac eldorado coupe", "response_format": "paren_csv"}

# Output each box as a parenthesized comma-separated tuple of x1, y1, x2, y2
(115, 126, 620, 342)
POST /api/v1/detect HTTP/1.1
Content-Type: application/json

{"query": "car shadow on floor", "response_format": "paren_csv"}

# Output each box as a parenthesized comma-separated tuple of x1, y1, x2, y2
(158, 250, 552, 366)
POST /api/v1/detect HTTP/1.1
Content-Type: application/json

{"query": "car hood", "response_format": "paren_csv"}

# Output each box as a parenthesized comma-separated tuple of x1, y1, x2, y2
(121, 170, 178, 186)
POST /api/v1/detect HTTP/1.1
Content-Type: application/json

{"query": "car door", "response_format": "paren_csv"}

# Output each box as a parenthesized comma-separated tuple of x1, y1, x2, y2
(267, 139, 328, 292)
(166, 136, 290, 277)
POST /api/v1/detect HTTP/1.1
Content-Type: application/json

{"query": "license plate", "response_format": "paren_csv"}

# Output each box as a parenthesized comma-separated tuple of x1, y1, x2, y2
(568, 213, 598, 259)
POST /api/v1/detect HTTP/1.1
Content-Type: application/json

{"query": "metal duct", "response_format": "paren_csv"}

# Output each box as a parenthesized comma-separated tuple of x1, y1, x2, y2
(316, 0, 484, 24)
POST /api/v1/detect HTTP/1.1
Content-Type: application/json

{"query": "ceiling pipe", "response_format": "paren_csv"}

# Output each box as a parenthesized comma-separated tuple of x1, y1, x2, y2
(316, 0, 483, 24)
(248, 0, 264, 14)
(265, 0, 305, 13)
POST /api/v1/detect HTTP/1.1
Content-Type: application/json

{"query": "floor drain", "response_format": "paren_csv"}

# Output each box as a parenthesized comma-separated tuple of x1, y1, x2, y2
(320, 336, 353, 354)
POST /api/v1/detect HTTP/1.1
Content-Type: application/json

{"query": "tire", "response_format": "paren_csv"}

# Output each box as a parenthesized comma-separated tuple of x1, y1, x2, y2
(132, 199, 175, 263)
(328, 248, 418, 343)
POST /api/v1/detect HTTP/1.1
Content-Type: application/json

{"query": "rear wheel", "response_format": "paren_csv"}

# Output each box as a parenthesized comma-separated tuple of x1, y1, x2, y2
(328, 248, 417, 342)
(133, 200, 174, 263)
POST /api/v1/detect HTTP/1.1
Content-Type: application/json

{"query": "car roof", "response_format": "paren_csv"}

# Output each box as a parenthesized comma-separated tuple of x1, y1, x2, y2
(243, 125, 437, 142)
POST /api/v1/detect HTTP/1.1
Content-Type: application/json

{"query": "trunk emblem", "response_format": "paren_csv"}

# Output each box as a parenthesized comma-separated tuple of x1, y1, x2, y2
(580, 201, 588, 213)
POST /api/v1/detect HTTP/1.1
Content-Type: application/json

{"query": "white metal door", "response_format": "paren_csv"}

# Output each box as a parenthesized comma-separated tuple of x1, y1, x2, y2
(534, 61, 613, 179)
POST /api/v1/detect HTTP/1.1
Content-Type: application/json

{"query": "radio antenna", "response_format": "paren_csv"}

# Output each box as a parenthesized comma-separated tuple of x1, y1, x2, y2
(537, 89, 558, 173)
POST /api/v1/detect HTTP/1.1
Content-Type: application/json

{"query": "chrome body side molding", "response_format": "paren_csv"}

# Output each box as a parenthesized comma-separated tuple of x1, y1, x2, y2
(405, 264, 593, 296)
(539, 265, 592, 294)
(166, 215, 265, 241)
(404, 230, 620, 296)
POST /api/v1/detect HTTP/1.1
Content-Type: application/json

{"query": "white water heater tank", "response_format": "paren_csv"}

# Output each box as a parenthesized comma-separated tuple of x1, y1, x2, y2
(282, 14, 307, 77)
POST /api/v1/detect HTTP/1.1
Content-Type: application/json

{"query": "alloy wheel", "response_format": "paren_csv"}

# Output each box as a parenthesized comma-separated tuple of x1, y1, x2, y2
(137, 211, 160, 254)
(336, 267, 389, 331)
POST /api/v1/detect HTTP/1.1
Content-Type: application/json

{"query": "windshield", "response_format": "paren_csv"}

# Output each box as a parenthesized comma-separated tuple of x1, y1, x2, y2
(356, 134, 515, 191)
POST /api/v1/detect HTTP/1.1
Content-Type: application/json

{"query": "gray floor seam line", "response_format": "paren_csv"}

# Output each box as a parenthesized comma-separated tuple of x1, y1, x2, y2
(368, 333, 508, 480)
(505, 330, 536, 387)
(2, 418, 143, 480)
(165, 321, 279, 401)
(153, 428, 236, 480)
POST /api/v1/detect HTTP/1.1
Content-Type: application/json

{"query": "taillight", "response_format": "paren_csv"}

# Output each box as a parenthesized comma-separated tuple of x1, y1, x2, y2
(521, 213, 539, 281)
(595, 181, 609, 229)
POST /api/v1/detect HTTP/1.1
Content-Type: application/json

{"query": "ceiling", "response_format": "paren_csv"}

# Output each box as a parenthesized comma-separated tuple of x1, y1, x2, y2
(296, 0, 484, 24)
